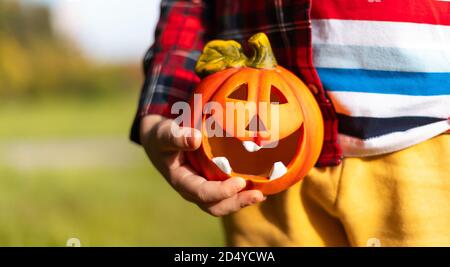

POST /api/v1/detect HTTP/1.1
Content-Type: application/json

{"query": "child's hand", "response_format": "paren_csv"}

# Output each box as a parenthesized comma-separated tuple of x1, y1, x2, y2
(140, 115, 266, 217)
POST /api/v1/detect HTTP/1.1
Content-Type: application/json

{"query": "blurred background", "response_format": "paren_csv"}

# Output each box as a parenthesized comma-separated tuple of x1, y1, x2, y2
(0, 0, 222, 246)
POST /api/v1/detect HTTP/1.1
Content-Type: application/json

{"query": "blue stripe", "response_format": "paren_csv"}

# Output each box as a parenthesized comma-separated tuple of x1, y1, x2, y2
(316, 68, 450, 96)
(337, 114, 444, 139)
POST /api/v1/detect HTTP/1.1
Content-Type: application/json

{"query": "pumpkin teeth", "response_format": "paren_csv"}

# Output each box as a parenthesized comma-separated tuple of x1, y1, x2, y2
(268, 162, 287, 180)
(242, 141, 261, 152)
(212, 157, 232, 175)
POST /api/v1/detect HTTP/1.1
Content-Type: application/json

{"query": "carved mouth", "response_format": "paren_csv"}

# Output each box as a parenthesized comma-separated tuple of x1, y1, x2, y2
(204, 127, 303, 181)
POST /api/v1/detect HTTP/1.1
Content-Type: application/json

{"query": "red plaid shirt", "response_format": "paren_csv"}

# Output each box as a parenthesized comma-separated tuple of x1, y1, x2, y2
(130, 0, 343, 166)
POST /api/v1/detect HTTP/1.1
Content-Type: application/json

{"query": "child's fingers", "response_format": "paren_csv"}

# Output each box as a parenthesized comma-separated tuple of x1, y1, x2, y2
(195, 177, 247, 203)
(169, 164, 247, 203)
(202, 190, 266, 217)
(167, 164, 207, 201)
(154, 119, 202, 152)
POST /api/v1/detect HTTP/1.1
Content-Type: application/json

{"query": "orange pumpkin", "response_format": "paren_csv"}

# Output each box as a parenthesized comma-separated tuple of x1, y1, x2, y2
(186, 33, 323, 195)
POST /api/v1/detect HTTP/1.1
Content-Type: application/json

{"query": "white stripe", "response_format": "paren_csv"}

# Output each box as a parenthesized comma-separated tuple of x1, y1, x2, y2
(328, 91, 450, 118)
(313, 44, 450, 73)
(340, 120, 450, 157)
(312, 19, 450, 50)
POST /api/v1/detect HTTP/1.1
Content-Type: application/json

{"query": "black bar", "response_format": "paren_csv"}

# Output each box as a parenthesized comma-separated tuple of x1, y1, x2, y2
(0, 247, 447, 266)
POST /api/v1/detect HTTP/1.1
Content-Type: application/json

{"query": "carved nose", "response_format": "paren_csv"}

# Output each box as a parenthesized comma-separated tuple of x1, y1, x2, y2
(245, 115, 267, 132)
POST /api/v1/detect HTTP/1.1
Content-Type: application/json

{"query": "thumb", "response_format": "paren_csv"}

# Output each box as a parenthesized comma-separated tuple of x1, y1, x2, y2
(156, 120, 202, 151)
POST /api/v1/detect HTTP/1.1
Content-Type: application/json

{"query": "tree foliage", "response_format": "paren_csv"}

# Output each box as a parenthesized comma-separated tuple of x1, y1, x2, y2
(0, 1, 141, 98)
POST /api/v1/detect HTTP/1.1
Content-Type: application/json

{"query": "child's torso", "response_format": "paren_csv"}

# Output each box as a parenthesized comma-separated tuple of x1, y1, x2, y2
(311, 0, 450, 156)
(208, 0, 450, 156)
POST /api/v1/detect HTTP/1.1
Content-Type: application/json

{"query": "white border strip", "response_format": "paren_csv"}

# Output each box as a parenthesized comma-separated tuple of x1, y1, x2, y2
(312, 19, 450, 50)
(313, 44, 450, 73)
(339, 120, 450, 157)
(328, 91, 450, 118)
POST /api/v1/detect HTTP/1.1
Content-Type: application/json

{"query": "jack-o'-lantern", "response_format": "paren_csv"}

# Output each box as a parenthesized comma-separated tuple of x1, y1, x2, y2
(186, 33, 323, 195)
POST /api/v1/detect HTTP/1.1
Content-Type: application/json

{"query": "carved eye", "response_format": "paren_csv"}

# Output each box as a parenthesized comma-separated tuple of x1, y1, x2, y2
(270, 86, 288, 104)
(228, 83, 248, 100)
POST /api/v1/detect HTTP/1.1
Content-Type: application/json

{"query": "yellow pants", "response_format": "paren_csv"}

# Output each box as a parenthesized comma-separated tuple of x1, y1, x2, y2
(223, 135, 450, 246)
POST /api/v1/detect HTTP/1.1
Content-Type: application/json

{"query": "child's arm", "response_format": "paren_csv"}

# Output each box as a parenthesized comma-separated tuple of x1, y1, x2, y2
(140, 114, 265, 216)
(131, 0, 265, 216)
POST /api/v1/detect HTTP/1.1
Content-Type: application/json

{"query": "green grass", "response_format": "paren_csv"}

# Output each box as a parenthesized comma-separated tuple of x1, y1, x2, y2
(0, 94, 138, 139)
(0, 94, 224, 246)
(0, 164, 223, 246)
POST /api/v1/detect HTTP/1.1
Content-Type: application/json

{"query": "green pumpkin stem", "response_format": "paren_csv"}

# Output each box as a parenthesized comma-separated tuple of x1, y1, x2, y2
(195, 33, 277, 77)
(246, 33, 278, 69)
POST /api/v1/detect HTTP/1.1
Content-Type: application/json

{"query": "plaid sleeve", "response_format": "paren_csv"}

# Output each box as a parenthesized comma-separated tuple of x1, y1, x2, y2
(130, 0, 207, 144)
